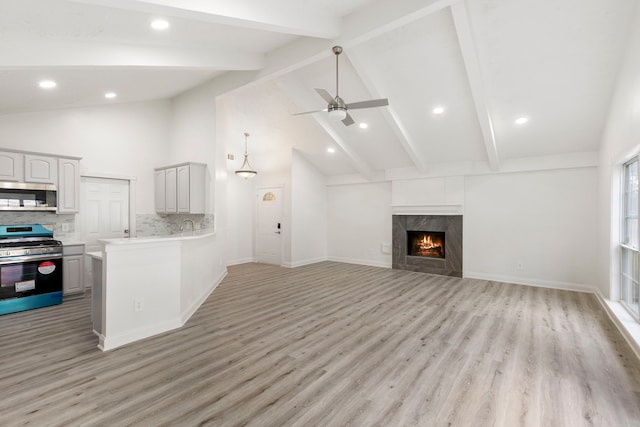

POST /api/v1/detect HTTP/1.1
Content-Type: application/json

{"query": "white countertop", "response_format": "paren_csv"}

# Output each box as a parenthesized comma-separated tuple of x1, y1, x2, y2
(58, 239, 86, 246)
(87, 251, 102, 260)
(100, 229, 215, 245)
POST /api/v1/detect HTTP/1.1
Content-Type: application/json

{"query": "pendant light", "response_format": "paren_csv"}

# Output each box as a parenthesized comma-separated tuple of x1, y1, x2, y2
(235, 132, 257, 179)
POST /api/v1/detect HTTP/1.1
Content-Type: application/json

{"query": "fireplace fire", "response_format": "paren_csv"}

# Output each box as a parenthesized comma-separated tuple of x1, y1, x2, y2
(407, 231, 445, 259)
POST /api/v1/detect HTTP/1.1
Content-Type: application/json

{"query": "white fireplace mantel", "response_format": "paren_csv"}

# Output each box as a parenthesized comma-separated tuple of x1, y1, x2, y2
(391, 204, 463, 215)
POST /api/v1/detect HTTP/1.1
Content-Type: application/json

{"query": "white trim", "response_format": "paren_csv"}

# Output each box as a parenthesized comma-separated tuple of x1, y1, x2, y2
(594, 292, 640, 361)
(282, 257, 328, 268)
(227, 257, 256, 266)
(391, 204, 463, 215)
(180, 270, 227, 324)
(81, 171, 136, 181)
(328, 256, 391, 269)
(464, 271, 597, 294)
(100, 317, 182, 351)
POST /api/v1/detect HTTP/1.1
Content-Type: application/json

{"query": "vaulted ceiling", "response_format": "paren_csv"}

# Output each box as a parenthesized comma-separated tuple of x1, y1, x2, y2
(1, 0, 637, 179)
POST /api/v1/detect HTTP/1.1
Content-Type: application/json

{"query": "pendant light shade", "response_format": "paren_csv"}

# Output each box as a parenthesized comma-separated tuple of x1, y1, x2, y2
(235, 132, 257, 179)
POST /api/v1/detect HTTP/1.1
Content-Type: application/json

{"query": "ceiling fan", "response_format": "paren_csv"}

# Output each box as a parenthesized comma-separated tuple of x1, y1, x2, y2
(292, 46, 389, 126)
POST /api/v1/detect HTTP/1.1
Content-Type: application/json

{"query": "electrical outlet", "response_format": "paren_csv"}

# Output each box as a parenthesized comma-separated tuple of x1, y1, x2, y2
(516, 261, 524, 270)
(134, 299, 144, 312)
(61, 223, 70, 232)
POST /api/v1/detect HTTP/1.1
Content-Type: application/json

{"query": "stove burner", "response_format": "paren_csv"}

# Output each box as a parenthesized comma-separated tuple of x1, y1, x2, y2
(0, 224, 62, 259)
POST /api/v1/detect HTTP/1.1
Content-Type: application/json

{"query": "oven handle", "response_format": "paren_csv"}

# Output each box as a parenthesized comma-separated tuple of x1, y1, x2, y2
(0, 253, 63, 265)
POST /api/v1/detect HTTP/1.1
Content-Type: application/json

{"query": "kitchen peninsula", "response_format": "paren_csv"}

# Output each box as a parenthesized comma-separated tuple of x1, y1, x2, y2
(90, 230, 224, 351)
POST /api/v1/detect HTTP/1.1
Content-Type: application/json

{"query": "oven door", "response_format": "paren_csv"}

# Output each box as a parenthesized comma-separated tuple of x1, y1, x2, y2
(0, 254, 63, 315)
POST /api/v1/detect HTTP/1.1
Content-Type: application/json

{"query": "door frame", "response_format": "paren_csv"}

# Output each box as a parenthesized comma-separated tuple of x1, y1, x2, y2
(80, 171, 137, 237)
(255, 185, 284, 266)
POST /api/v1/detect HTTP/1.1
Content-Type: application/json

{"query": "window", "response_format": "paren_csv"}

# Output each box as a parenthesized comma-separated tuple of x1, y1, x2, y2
(621, 157, 640, 319)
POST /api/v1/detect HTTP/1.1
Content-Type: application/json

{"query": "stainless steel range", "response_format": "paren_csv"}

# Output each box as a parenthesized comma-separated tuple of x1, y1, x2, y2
(0, 224, 63, 315)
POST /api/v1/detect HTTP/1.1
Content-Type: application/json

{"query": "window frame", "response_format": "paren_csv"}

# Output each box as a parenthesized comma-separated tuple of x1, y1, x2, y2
(621, 156, 640, 320)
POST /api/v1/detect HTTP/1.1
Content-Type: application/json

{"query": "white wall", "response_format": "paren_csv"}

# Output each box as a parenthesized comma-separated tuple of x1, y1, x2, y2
(169, 83, 217, 213)
(325, 168, 597, 289)
(225, 175, 256, 265)
(598, 4, 640, 298)
(0, 100, 172, 213)
(465, 168, 598, 291)
(290, 150, 327, 267)
(327, 181, 392, 268)
(170, 81, 228, 279)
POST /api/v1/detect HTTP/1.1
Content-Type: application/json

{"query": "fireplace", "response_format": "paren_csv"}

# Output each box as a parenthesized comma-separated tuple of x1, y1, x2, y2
(393, 215, 462, 277)
(407, 231, 445, 259)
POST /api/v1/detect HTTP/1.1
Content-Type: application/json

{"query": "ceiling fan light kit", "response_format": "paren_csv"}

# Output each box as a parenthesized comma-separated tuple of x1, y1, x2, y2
(328, 108, 347, 121)
(292, 46, 389, 126)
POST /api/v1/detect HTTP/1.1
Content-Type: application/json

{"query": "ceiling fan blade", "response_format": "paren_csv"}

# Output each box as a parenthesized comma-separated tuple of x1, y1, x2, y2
(342, 113, 355, 126)
(345, 98, 389, 110)
(292, 108, 327, 116)
(315, 88, 336, 104)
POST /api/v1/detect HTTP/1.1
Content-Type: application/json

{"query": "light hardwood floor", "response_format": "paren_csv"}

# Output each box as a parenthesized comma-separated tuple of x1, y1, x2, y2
(1, 261, 640, 426)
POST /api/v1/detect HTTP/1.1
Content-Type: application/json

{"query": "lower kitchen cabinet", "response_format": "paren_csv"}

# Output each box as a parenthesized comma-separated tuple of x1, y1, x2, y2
(63, 244, 85, 295)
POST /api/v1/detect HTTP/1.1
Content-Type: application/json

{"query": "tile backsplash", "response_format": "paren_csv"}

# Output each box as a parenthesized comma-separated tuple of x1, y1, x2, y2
(0, 212, 74, 236)
(0, 212, 214, 240)
(135, 213, 214, 237)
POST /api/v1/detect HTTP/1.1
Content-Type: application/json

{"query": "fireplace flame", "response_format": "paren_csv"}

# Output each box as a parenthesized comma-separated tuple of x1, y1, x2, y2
(408, 231, 445, 259)
(420, 235, 439, 250)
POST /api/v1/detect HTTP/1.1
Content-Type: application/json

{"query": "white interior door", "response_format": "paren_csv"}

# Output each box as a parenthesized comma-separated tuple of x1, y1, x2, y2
(77, 177, 130, 286)
(256, 187, 283, 265)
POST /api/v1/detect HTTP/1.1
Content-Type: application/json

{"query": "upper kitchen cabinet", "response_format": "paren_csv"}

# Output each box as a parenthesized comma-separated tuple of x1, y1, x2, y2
(155, 163, 206, 215)
(154, 169, 167, 213)
(25, 154, 57, 184)
(165, 167, 178, 214)
(0, 149, 81, 212)
(0, 151, 24, 181)
(58, 158, 80, 213)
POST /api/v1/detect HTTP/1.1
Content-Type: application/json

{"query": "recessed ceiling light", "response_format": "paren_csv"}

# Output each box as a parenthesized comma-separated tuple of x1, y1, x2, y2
(433, 106, 445, 115)
(151, 19, 170, 30)
(515, 117, 529, 125)
(38, 80, 56, 89)
(327, 147, 336, 154)
(359, 123, 368, 129)
(104, 92, 117, 99)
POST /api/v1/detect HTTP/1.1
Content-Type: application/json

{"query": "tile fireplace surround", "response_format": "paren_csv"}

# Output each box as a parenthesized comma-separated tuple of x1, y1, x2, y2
(392, 214, 463, 277)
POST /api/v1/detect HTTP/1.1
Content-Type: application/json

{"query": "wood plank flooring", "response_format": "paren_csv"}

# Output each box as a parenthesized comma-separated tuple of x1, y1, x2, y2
(1, 261, 640, 426)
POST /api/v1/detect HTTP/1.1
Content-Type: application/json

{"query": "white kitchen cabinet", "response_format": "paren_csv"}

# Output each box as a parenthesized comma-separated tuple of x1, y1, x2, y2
(25, 154, 57, 184)
(154, 169, 166, 213)
(0, 151, 24, 181)
(177, 165, 190, 213)
(165, 167, 177, 213)
(63, 244, 85, 295)
(155, 163, 206, 214)
(57, 158, 80, 213)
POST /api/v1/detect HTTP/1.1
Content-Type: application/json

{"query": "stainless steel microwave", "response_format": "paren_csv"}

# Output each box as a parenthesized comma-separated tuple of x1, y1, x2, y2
(0, 182, 57, 211)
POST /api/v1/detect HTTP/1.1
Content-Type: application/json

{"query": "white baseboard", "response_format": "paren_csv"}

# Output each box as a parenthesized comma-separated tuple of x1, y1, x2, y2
(180, 269, 227, 325)
(593, 292, 640, 361)
(227, 257, 255, 266)
(327, 256, 391, 269)
(101, 317, 182, 351)
(282, 257, 328, 268)
(464, 271, 596, 294)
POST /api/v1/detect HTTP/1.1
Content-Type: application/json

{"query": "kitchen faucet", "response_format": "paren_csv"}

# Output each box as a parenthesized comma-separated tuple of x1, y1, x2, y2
(180, 219, 195, 235)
